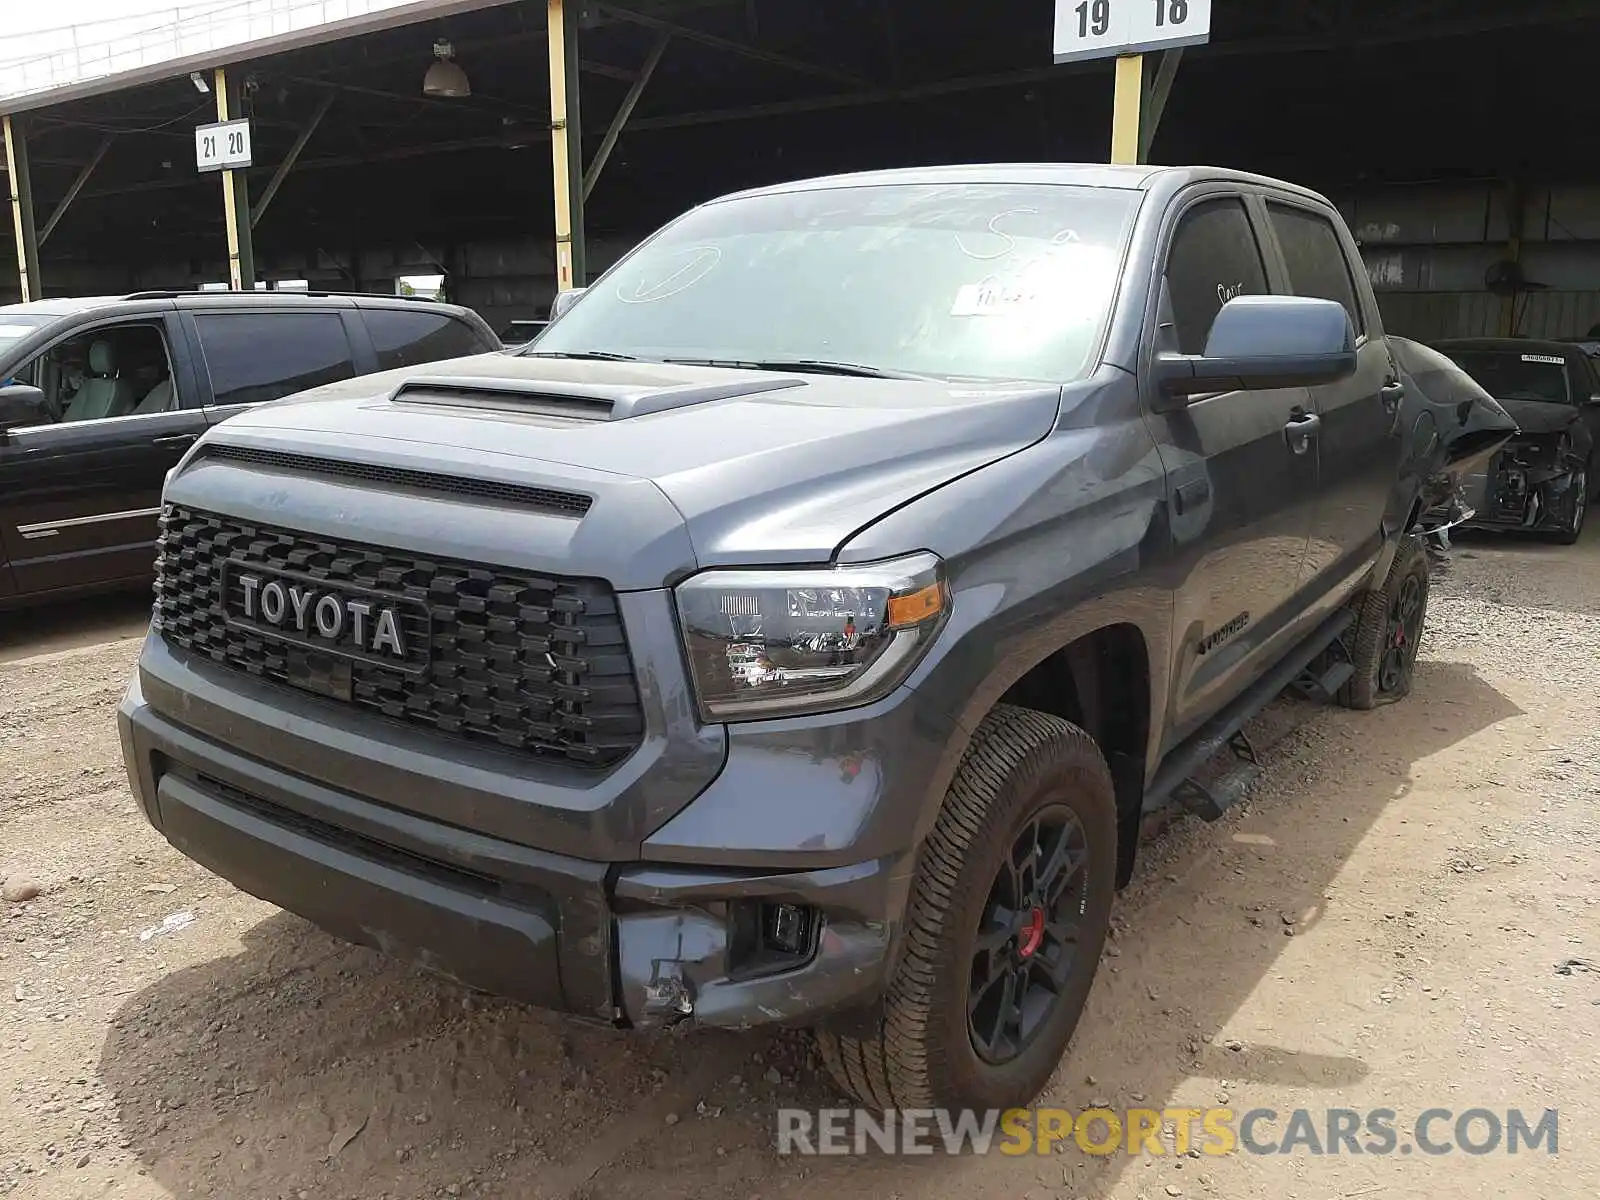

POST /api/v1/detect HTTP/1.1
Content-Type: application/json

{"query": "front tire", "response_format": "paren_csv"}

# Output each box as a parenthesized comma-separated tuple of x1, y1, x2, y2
(815, 705, 1117, 1110)
(1555, 467, 1587, 545)
(1340, 534, 1430, 710)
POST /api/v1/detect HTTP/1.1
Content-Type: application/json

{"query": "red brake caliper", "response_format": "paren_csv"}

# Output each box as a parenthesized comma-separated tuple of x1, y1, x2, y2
(1018, 907, 1045, 959)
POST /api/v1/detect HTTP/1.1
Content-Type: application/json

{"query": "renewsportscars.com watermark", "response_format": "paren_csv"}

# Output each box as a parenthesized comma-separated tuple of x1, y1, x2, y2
(777, 1107, 1560, 1158)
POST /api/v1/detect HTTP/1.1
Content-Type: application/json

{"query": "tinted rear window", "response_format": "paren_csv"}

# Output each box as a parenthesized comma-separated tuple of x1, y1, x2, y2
(1444, 351, 1572, 405)
(1268, 203, 1364, 335)
(364, 309, 489, 371)
(194, 312, 356, 406)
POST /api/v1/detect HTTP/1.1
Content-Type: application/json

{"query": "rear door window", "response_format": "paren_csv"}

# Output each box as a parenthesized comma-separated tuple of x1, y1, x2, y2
(1267, 203, 1364, 336)
(193, 312, 356, 406)
(363, 309, 490, 371)
(1163, 197, 1270, 356)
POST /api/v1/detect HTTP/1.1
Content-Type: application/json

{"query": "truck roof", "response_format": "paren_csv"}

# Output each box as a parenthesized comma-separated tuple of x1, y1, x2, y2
(721, 163, 1334, 206)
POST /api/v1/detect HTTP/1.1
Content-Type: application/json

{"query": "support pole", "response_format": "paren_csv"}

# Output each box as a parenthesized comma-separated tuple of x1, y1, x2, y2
(251, 91, 334, 229)
(3, 115, 42, 303)
(547, 0, 587, 291)
(1109, 54, 1144, 166)
(40, 135, 112, 248)
(215, 67, 256, 290)
(583, 32, 669, 201)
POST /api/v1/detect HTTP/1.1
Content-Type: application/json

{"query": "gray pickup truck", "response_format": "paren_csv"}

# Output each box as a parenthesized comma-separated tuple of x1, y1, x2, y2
(118, 164, 1502, 1112)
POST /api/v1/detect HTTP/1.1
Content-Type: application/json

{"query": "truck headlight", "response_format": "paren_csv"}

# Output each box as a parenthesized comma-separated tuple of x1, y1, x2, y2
(675, 552, 948, 721)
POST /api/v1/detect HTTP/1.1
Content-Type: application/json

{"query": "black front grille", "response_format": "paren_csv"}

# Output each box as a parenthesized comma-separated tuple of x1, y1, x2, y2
(154, 506, 644, 767)
(198, 444, 593, 517)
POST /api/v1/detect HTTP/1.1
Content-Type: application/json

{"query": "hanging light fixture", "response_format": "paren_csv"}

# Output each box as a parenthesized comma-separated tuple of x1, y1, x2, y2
(423, 40, 471, 98)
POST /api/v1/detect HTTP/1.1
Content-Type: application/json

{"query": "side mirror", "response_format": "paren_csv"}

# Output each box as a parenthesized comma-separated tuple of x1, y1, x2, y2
(549, 287, 587, 321)
(0, 382, 49, 434)
(1154, 295, 1358, 405)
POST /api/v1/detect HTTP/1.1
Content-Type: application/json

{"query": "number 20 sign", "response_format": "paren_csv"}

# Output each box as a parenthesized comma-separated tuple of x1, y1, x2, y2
(1053, 0, 1212, 63)
(195, 118, 253, 174)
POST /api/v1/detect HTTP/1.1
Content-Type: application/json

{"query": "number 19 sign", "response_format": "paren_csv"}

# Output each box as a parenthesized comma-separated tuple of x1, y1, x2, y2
(1054, 0, 1212, 63)
(195, 118, 253, 174)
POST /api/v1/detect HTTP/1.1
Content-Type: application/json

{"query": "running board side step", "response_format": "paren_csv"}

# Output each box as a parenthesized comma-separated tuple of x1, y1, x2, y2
(1144, 608, 1356, 822)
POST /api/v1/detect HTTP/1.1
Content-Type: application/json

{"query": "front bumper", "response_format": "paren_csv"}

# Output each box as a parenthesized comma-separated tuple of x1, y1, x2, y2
(1458, 457, 1585, 533)
(118, 670, 919, 1030)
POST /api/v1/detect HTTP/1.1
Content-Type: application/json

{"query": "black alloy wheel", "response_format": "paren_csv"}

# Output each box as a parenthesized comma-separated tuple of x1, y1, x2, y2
(968, 807, 1091, 1065)
(1378, 571, 1426, 695)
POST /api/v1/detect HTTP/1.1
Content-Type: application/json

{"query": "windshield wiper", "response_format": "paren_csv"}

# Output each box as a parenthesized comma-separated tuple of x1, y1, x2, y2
(521, 349, 641, 362)
(663, 356, 929, 380)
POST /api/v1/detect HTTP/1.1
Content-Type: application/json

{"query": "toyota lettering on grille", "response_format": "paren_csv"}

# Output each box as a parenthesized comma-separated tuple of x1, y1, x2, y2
(240, 574, 407, 657)
(221, 561, 431, 672)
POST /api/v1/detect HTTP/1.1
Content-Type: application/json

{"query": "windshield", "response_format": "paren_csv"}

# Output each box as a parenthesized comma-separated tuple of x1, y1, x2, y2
(1446, 350, 1572, 405)
(0, 316, 50, 366)
(531, 182, 1141, 383)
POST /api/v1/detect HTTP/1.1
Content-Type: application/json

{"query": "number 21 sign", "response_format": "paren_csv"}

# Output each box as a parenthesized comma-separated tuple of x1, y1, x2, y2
(195, 119, 253, 174)
(1053, 0, 1212, 63)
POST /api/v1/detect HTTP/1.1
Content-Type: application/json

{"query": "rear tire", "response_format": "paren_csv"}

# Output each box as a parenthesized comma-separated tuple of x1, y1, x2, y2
(1340, 534, 1430, 711)
(815, 704, 1117, 1110)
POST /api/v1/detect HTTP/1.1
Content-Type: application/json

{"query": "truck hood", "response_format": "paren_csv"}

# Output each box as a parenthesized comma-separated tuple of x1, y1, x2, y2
(1493, 398, 1582, 437)
(186, 354, 1061, 582)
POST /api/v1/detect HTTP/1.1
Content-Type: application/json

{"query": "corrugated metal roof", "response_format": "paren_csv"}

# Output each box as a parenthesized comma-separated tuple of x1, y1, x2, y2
(0, 0, 519, 115)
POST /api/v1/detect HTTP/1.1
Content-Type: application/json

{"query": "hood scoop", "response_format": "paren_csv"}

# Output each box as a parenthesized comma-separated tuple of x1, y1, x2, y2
(390, 373, 807, 422)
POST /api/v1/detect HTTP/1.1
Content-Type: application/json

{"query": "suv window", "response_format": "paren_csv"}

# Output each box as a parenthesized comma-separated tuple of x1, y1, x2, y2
(194, 312, 355, 406)
(16, 321, 176, 424)
(1268, 202, 1364, 336)
(364, 309, 489, 371)
(1164, 197, 1269, 356)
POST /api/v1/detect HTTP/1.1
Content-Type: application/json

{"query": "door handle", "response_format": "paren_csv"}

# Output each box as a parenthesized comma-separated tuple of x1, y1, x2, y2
(1284, 409, 1321, 456)
(1380, 380, 1406, 415)
(152, 433, 198, 448)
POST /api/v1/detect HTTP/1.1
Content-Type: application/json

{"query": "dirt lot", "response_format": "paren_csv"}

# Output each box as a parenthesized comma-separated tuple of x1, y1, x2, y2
(2, 529, 1597, 1200)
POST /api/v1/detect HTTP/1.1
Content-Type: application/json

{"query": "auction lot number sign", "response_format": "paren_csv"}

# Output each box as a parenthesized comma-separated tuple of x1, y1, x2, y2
(195, 119, 253, 174)
(1054, 0, 1213, 62)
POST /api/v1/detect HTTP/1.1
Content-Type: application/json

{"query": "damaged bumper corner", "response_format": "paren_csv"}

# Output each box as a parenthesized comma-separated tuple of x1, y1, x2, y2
(613, 853, 915, 1030)
(1459, 463, 1585, 532)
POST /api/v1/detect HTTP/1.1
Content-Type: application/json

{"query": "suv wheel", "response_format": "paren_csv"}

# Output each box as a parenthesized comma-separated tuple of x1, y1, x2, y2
(1340, 534, 1430, 710)
(815, 704, 1117, 1110)
(1555, 467, 1587, 545)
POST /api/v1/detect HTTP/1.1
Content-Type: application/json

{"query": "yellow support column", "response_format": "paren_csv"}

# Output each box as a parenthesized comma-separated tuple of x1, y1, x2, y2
(215, 67, 246, 291)
(546, 0, 586, 292)
(1110, 54, 1144, 166)
(3, 115, 41, 302)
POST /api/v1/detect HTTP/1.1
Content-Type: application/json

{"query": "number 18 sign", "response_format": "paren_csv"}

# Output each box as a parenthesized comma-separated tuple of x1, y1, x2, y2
(1054, 0, 1212, 63)
(194, 118, 253, 174)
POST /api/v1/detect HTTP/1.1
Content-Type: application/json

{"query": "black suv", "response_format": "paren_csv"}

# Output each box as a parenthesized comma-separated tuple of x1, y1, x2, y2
(0, 292, 500, 610)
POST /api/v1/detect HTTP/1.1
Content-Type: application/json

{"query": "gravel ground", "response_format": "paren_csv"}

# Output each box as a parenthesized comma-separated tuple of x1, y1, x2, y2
(1, 526, 1596, 1200)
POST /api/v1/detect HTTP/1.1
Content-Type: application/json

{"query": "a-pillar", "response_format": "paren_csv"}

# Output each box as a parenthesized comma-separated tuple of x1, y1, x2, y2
(546, 0, 587, 292)
(3, 115, 42, 302)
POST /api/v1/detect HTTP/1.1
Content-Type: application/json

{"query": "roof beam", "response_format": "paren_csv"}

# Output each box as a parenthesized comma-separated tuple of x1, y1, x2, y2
(39, 134, 111, 246)
(597, 4, 867, 88)
(584, 32, 670, 200)
(251, 91, 335, 229)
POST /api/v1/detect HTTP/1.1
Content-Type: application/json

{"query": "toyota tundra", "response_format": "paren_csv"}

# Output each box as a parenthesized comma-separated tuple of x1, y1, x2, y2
(119, 164, 1501, 1112)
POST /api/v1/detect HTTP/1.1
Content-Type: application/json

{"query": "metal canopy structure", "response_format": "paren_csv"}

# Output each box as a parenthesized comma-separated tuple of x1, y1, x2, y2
(2, 0, 1598, 309)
